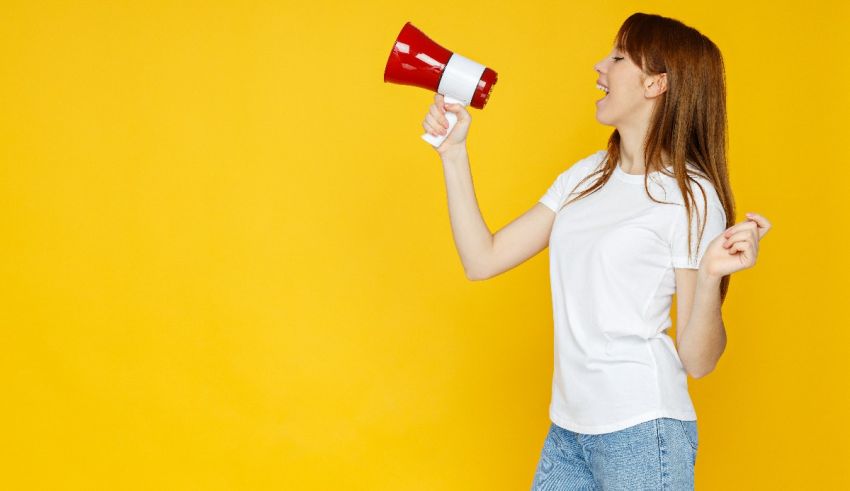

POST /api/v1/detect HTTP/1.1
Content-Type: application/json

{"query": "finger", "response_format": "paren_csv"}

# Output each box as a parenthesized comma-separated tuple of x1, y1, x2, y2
(728, 239, 754, 262)
(728, 239, 751, 254)
(422, 121, 439, 137)
(422, 118, 438, 136)
(744, 212, 772, 238)
(444, 103, 469, 122)
(430, 105, 449, 128)
(434, 93, 445, 113)
(722, 229, 759, 248)
(424, 114, 446, 135)
(722, 219, 758, 239)
(425, 114, 446, 135)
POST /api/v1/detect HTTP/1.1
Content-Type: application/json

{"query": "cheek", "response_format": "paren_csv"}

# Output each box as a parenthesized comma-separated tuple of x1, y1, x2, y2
(613, 77, 642, 101)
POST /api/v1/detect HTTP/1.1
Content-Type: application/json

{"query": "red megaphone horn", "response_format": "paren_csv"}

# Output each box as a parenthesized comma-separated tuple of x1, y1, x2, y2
(384, 22, 498, 147)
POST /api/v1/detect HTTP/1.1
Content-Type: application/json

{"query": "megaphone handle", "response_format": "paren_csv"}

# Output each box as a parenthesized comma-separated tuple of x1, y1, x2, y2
(421, 95, 465, 148)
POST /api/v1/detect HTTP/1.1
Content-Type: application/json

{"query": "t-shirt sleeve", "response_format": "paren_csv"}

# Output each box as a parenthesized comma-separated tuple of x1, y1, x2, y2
(538, 151, 602, 212)
(669, 183, 727, 269)
(538, 172, 567, 212)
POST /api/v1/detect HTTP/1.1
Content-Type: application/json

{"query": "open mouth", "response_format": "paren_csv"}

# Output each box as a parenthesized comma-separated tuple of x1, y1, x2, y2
(596, 83, 610, 100)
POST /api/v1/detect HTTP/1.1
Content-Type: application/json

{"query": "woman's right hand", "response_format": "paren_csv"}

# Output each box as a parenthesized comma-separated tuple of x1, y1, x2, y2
(422, 93, 471, 155)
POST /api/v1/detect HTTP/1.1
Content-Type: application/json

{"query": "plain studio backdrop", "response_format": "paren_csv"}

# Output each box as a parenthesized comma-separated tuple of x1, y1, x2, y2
(1, 1, 847, 489)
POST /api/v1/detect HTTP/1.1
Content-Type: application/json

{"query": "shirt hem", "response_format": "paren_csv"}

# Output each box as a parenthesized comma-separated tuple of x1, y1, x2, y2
(538, 198, 558, 213)
(671, 255, 701, 269)
(549, 407, 697, 435)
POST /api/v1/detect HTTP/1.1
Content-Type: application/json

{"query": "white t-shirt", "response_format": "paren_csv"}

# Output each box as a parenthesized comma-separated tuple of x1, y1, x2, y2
(538, 149, 727, 435)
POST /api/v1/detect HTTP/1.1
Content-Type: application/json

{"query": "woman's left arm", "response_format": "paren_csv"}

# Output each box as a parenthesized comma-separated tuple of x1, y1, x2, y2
(675, 212, 773, 378)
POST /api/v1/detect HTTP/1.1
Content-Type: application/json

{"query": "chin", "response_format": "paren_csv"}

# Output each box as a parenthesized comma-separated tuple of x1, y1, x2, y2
(594, 112, 615, 127)
(594, 104, 623, 127)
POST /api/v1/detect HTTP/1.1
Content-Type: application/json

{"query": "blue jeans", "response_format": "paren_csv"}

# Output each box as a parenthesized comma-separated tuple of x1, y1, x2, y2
(531, 418, 698, 490)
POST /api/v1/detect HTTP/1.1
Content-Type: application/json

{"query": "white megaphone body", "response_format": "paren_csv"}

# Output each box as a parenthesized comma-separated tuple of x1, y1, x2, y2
(384, 22, 498, 147)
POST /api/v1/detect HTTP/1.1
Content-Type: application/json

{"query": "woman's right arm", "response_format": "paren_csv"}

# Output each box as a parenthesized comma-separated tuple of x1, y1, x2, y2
(424, 94, 557, 280)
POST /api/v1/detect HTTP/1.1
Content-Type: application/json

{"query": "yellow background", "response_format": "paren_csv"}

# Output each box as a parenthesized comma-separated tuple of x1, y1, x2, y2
(2, 0, 847, 489)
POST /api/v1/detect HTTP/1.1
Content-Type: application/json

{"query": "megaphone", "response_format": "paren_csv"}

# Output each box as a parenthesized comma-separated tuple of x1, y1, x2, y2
(384, 22, 498, 148)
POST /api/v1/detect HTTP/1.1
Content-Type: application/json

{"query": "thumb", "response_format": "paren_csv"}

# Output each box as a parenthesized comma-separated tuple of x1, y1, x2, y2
(444, 102, 469, 120)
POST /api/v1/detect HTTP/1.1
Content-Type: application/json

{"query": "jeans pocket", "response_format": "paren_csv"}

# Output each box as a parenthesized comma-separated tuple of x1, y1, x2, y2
(678, 419, 698, 451)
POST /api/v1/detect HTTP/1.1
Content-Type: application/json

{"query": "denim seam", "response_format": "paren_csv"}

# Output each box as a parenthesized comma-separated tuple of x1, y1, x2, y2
(579, 437, 593, 473)
(678, 419, 698, 451)
(549, 423, 569, 456)
(550, 424, 586, 469)
(655, 418, 668, 490)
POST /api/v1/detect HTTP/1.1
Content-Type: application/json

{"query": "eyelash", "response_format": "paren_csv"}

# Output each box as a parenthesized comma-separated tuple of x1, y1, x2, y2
(612, 56, 623, 62)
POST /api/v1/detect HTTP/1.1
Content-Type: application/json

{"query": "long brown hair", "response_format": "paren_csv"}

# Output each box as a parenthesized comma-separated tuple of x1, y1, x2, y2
(559, 12, 736, 303)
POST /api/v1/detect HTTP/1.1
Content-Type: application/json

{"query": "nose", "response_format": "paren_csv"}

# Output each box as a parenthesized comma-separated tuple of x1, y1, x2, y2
(593, 58, 605, 75)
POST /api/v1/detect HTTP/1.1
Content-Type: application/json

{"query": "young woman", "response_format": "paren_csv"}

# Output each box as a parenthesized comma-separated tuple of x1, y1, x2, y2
(422, 12, 772, 491)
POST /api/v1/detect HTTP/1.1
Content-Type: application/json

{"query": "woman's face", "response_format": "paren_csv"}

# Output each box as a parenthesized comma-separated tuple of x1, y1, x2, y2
(593, 46, 660, 129)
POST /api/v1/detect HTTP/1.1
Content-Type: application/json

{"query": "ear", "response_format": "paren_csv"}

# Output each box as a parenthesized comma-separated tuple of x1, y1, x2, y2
(645, 72, 668, 97)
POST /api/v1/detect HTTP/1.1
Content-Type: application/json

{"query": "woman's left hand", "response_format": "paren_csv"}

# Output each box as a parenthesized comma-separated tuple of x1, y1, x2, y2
(700, 212, 772, 278)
